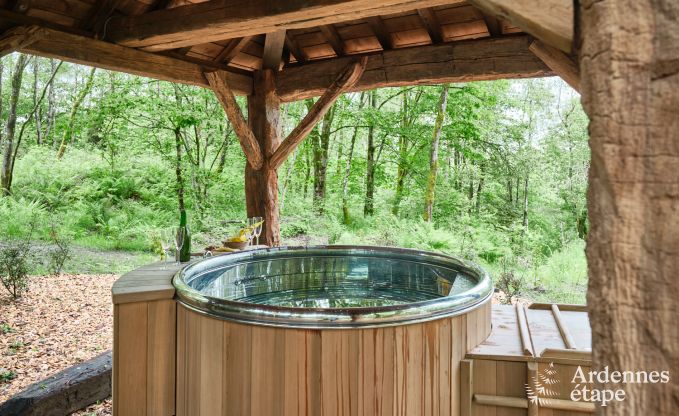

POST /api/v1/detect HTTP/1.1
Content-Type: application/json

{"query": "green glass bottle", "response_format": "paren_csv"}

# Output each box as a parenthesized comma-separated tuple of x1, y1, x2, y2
(179, 209, 191, 262)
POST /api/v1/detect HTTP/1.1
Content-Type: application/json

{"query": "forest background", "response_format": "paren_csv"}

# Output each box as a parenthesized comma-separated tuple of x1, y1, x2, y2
(0, 53, 589, 303)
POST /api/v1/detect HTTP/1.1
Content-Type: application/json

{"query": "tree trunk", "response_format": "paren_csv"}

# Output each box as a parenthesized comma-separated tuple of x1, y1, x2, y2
(1, 55, 29, 196)
(364, 90, 377, 216)
(33, 60, 43, 145)
(342, 123, 359, 225)
(311, 102, 335, 213)
(245, 70, 281, 247)
(475, 164, 484, 215)
(521, 175, 528, 229)
(393, 92, 408, 216)
(0, 58, 3, 148)
(579, 1, 679, 414)
(57, 67, 96, 159)
(173, 128, 186, 212)
(45, 59, 57, 146)
(423, 84, 450, 222)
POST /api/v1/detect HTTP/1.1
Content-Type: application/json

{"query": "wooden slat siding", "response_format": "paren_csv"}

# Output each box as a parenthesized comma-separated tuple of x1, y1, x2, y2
(106, 0, 467, 51)
(175, 302, 187, 416)
(19, 27, 253, 95)
(199, 315, 222, 415)
(495, 361, 527, 416)
(146, 300, 176, 415)
(113, 299, 177, 416)
(276, 35, 552, 101)
(461, 359, 473, 416)
(472, 359, 497, 416)
(175, 302, 491, 416)
(114, 302, 148, 416)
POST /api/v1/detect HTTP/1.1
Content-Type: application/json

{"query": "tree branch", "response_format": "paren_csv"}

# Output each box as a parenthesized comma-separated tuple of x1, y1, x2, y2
(205, 70, 263, 170)
(269, 56, 367, 170)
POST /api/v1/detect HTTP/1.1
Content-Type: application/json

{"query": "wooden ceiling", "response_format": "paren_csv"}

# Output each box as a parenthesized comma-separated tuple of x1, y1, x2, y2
(0, 0, 521, 72)
(0, 0, 575, 100)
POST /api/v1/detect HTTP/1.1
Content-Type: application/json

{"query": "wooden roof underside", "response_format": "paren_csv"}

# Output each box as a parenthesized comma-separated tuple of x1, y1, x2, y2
(0, 0, 568, 101)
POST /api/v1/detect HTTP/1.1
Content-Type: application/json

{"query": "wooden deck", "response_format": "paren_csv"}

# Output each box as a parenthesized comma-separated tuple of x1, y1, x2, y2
(464, 303, 594, 415)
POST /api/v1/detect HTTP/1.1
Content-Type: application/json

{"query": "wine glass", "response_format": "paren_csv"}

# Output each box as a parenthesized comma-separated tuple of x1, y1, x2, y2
(245, 219, 255, 247)
(174, 227, 185, 264)
(251, 216, 263, 247)
(159, 228, 173, 264)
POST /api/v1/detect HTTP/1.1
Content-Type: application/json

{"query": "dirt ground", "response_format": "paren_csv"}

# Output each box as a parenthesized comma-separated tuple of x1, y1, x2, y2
(0, 273, 116, 415)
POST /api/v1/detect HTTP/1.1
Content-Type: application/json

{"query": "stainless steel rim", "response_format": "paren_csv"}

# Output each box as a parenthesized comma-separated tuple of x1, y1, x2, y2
(173, 245, 493, 329)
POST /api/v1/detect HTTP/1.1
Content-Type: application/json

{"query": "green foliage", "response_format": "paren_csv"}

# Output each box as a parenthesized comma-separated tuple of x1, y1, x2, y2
(0, 56, 588, 303)
(0, 370, 17, 383)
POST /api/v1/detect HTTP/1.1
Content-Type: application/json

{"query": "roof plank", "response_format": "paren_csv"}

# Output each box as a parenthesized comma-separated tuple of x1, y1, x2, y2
(276, 35, 553, 101)
(466, 0, 572, 52)
(105, 0, 465, 51)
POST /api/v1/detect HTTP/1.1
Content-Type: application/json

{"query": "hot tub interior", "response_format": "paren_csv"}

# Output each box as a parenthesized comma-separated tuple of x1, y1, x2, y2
(184, 248, 478, 308)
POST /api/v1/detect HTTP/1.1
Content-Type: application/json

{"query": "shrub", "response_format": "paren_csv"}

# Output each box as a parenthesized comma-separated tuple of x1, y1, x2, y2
(495, 259, 526, 305)
(48, 222, 72, 275)
(0, 239, 33, 299)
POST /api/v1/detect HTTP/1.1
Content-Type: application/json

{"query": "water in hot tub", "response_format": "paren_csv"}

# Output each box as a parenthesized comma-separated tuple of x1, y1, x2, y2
(195, 255, 477, 309)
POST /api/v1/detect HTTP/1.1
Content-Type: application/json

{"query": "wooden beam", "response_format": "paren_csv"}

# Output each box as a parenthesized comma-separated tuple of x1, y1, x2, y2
(276, 35, 553, 101)
(82, 0, 125, 36)
(214, 36, 252, 64)
(0, 25, 46, 57)
(105, 0, 459, 51)
(482, 13, 502, 37)
(466, 0, 573, 52)
(366, 16, 392, 50)
(285, 33, 307, 63)
(205, 71, 264, 170)
(417, 8, 443, 44)
(18, 26, 252, 94)
(319, 25, 345, 57)
(269, 56, 367, 170)
(262, 30, 286, 70)
(529, 39, 579, 91)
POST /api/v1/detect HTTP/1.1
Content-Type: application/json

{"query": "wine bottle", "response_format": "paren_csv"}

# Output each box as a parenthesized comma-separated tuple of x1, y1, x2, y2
(179, 209, 192, 262)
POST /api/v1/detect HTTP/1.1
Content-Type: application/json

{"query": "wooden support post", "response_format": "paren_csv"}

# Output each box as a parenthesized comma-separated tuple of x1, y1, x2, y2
(529, 40, 580, 92)
(0, 25, 46, 57)
(207, 59, 365, 246)
(246, 70, 282, 247)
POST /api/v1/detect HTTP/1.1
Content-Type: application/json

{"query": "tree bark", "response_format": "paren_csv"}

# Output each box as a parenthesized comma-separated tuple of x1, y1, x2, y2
(311, 103, 335, 213)
(245, 70, 281, 247)
(364, 90, 377, 216)
(57, 66, 96, 159)
(579, 1, 679, 414)
(174, 128, 186, 212)
(521, 175, 528, 229)
(33, 59, 42, 145)
(1, 54, 29, 196)
(423, 84, 450, 222)
(45, 59, 57, 146)
(393, 91, 409, 216)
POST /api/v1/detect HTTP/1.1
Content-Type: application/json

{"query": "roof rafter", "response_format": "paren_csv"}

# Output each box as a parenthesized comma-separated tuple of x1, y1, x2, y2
(366, 16, 392, 50)
(416, 8, 443, 44)
(319, 25, 345, 57)
(104, 0, 461, 52)
(276, 35, 553, 101)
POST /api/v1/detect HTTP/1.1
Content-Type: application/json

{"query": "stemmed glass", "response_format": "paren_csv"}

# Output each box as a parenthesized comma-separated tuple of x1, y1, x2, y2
(245, 219, 255, 247)
(159, 228, 173, 264)
(251, 216, 263, 247)
(174, 227, 185, 264)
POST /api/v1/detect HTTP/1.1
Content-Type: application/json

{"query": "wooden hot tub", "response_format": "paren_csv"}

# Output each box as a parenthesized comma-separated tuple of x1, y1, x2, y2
(112, 246, 493, 416)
